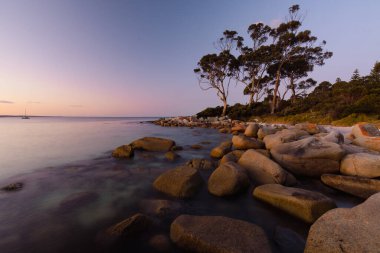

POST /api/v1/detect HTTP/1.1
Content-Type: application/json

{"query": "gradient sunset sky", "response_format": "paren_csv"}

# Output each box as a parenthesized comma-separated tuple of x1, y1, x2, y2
(0, 0, 379, 116)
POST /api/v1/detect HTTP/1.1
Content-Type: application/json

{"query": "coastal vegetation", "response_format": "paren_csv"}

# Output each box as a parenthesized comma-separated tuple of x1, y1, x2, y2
(195, 5, 380, 125)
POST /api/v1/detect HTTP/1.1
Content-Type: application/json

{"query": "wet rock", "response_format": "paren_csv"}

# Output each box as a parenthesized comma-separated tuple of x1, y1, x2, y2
(263, 129, 309, 150)
(112, 145, 134, 158)
(1, 182, 23, 191)
(253, 184, 336, 223)
(305, 192, 380, 253)
(105, 213, 151, 237)
(220, 150, 245, 164)
(59, 191, 99, 210)
(190, 144, 203, 150)
(170, 215, 271, 253)
(238, 149, 296, 186)
(131, 137, 175, 152)
(164, 151, 180, 161)
(257, 126, 279, 139)
(219, 128, 230, 134)
(149, 234, 172, 252)
(208, 162, 250, 197)
(171, 145, 183, 151)
(270, 137, 345, 177)
(295, 123, 326, 134)
(210, 141, 232, 159)
(244, 123, 259, 138)
(321, 174, 380, 199)
(232, 135, 265, 150)
(139, 199, 182, 217)
(274, 226, 305, 253)
(351, 123, 380, 152)
(186, 159, 215, 170)
(153, 166, 203, 198)
(340, 152, 380, 178)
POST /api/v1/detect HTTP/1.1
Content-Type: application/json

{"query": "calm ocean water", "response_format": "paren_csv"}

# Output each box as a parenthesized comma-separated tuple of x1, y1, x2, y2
(0, 117, 162, 178)
(0, 117, 361, 253)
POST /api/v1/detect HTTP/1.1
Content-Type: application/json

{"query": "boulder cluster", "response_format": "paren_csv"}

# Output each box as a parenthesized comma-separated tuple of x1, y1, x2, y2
(107, 121, 380, 252)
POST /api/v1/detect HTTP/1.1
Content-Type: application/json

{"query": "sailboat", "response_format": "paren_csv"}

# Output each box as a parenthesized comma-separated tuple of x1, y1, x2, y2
(21, 108, 30, 119)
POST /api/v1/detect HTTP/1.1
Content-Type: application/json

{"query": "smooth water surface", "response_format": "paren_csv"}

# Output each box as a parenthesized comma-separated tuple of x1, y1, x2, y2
(0, 117, 160, 178)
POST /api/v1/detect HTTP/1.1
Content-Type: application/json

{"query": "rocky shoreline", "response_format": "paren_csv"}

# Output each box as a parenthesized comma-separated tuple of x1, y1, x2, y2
(104, 118, 380, 252)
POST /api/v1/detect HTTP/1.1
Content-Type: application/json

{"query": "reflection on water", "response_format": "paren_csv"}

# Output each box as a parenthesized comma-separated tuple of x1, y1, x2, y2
(0, 119, 363, 252)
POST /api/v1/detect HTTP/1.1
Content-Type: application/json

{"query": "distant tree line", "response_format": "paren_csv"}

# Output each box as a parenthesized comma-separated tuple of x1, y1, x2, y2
(196, 61, 380, 121)
(194, 5, 333, 116)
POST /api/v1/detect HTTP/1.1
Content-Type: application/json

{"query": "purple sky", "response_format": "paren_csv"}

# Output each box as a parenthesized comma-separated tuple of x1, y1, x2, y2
(0, 0, 379, 116)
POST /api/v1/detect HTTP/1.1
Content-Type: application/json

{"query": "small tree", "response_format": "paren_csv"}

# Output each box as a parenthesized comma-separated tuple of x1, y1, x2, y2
(370, 61, 380, 81)
(351, 69, 360, 81)
(194, 31, 240, 116)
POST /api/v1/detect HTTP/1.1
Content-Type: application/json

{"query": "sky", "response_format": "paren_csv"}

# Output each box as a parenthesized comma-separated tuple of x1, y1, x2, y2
(0, 0, 379, 117)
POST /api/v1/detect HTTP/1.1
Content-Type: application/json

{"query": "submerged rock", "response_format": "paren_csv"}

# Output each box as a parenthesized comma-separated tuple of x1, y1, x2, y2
(190, 144, 203, 150)
(139, 199, 182, 217)
(274, 226, 305, 253)
(112, 145, 134, 158)
(208, 162, 249, 197)
(59, 191, 99, 211)
(340, 152, 380, 178)
(186, 159, 215, 170)
(232, 135, 264, 150)
(270, 137, 345, 177)
(131, 137, 175, 152)
(253, 184, 336, 223)
(164, 151, 180, 161)
(148, 234, 172, 252)
(105, 213, 151, 237)
(321, 174, 380, 199)
(305, 192, 380, 253)
(238, 149, 296, 186)
(153, 166, 203, 198)
(170, 215, 271, 253)
(1, 182, 23, 192)
(210, 141, 232, 159)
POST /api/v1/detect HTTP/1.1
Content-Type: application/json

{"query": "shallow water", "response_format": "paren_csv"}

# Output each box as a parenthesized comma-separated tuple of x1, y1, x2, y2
(0, 119, 363, 253)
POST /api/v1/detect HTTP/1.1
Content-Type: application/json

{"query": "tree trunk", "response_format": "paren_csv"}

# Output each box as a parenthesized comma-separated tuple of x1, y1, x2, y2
(290, 77, 296, 103)
(222, 99, 227, 117)
(248, 93, 254, 105)
(271, 71, 281, 114)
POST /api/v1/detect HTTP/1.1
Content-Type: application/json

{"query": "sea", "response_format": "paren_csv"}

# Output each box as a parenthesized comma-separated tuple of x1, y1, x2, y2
(0, 116, 361, 253)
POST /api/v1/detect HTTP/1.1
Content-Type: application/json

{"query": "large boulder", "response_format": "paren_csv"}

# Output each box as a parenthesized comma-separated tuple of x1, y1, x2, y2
(220, 150, 245, 164)
(208, 162, 250, 197)
(153, 166, 203, 198)
(305, 192, 380, 253)
(253, 184, 336, 223)
(351, 123, 380, 152)
(270, 137, 345, 177)
(112, 145, 134, 158)
(321, 174, 380, 199)
(231, 124, 246, 133)
(210, 141, 232, 159)
(170, 215, 271, 253)
(232, 135, 265, 150)
(340, 152, 380, 178)
(316, 130, 344, 144)
(244, 123, 259, 138)
(238, 149, 296, 186)
(131, 137, 175, 152)
(257, 126, 279, 139)
(263, 129, 309, 150)
(295, 123, 326, 134)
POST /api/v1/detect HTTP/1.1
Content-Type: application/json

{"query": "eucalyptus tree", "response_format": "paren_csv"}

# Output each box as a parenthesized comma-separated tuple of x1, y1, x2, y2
(236, 23, 274, 105)
(268, 5, 332, 113)
(194, 31, 240, 116)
